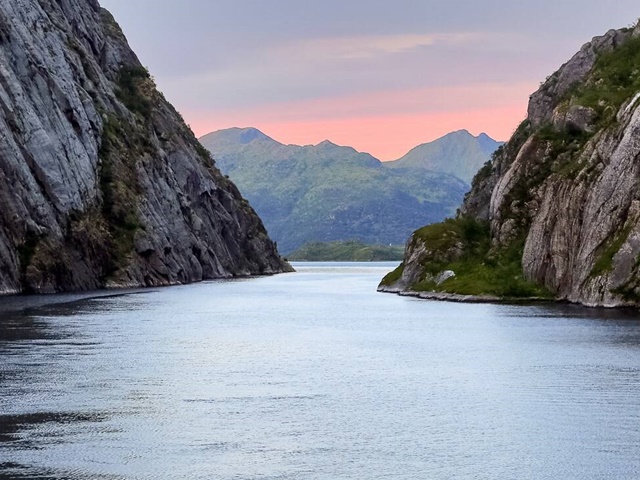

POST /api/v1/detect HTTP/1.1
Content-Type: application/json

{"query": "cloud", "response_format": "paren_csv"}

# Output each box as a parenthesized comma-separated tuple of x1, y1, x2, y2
(188, 81, 538, 124)
(270, 32, 497, 61)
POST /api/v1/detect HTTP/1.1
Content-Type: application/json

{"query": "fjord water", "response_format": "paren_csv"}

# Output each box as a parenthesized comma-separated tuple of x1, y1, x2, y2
(1, 263, 639, 479)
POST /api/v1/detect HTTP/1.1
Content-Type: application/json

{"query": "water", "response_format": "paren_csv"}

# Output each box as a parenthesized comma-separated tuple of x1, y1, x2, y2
(1, 262, 639, 479)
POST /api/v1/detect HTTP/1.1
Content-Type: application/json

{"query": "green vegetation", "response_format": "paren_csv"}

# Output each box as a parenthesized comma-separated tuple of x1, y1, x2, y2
(384, 218, 551, 299)
(535, 124, 592, 179)
(199, 128, 501, 253)
(429, 239, 551, 298)
(571, 35, 640, 124)
(115, 66, 153, 119)
(195, 141, 215, 167)
(288, 240, 404, 262)
(590, 225, 633, 278)
(471, 158, 493, 185)
(97, 114, 144, 276)
(380, 263, 404, 286)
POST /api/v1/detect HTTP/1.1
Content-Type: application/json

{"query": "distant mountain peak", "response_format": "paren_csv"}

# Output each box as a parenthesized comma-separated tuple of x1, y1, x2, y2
(233, 127, 271, 144)
(386, 131, 502, 183)
(199, 127, 276, 146)
(317, 139, 339, 147)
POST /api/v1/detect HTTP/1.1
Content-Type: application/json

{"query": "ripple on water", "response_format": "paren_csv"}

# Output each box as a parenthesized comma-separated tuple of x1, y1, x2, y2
(1, 265, 640, 479)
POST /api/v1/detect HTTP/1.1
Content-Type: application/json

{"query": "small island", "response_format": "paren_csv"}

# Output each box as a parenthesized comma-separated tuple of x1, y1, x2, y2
(288, 240, 404, 262)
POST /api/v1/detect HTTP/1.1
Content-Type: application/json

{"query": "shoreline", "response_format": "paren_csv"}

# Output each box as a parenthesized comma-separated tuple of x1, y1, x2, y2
(377, 285, 640, 310)
(377, 285, 555, 305)
(378, 286, 503, 304)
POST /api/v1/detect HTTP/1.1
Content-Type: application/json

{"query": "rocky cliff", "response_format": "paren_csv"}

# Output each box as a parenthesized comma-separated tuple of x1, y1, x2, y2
(0, 0, 290, 294)
(381, 23, 640, 307)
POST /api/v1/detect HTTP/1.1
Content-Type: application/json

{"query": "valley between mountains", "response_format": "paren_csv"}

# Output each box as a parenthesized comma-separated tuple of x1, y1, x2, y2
(200, 128, 500, 254)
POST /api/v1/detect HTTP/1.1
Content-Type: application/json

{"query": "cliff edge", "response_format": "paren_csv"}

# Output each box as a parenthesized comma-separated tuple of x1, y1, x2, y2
(380, 23, 640, 308)
(0, 0, 291, 294)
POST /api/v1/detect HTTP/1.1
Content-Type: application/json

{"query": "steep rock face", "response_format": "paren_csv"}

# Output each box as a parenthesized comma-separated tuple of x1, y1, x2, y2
(383, 23, 640, 307)
(0, 0, 290, 294)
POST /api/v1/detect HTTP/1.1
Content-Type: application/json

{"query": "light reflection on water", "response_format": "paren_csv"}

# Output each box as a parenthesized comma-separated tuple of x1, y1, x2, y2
(1, 262, 639, 479)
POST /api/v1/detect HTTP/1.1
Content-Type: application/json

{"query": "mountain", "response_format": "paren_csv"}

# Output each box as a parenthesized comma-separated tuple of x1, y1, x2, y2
(380, 24, 640, 308)
(200, 128, 499, 254)
(0, 0, 290, 294)
(386, 130, 503, 183)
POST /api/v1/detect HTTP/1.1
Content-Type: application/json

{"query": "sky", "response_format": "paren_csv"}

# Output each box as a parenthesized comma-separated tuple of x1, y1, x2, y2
(99, 1, 639, 160)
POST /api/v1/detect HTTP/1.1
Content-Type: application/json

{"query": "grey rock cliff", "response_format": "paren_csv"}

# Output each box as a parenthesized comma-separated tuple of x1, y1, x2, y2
(465, 25, 640, 307)
(387, 22, 640, 308)
(0, 0, 290, 294)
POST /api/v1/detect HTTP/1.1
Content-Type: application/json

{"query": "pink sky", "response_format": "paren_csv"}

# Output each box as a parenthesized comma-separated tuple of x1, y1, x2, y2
(100, 1, 640, 161)
(187, 82, 535, 160)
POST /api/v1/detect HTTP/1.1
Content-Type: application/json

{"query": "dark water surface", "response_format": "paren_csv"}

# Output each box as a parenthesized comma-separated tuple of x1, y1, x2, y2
(1, 263, 639, 479)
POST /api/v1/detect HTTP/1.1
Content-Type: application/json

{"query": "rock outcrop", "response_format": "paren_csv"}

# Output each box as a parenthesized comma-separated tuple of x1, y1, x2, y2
(0, 0, 291, 294)
(381, 22, 640, 307)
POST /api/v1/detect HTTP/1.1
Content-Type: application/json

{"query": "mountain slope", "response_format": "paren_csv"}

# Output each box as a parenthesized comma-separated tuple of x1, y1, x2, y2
(0, 0, 290, 294)
(386, 130, 503, 183)
(380, 23, 640, 308)
(200, 128, 487, 254)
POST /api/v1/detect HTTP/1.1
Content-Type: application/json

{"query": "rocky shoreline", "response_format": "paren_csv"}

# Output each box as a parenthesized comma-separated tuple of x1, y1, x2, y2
(377, 285, 552, 305)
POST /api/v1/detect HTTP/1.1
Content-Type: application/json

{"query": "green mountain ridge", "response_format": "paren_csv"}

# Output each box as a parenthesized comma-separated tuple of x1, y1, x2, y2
(386, 130, 503, 183)
(200, 128, 500, 254)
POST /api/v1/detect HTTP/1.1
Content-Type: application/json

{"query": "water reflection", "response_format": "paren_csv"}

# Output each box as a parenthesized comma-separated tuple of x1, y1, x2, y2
(1, 266, 640, 479)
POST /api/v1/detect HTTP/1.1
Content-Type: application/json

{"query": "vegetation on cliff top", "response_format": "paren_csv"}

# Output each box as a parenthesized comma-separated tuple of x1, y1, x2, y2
(571, 35, 640, 122)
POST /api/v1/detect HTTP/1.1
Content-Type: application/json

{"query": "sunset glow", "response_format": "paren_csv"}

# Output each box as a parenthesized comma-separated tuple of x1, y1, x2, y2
(188, 105, 526, 160)
(186, 83, 535, 159)
(101, 0, 639, 159)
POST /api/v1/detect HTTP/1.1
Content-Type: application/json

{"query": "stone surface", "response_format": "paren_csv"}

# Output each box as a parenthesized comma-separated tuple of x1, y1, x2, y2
(0, 0, 291, 294)
(465, 27, 640, 307)
(388, 24, 640, 308)
(527, 29, 630, 128)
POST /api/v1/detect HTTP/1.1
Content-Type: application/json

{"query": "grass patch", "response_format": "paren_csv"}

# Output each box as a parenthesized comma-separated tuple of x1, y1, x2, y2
(406, 218, 551, 298)
(572, 35, 640, 117)
(98, 115, 143, 275)
(380, 263, 405, 286)
(590, 225, 632, 277)
(434, 240, 551, 298)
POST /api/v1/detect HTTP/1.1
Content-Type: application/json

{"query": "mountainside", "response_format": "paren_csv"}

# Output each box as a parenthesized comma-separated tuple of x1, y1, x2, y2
(200, 128, 498, 253)
(0, 0, 290, 294)
(380, 23, 640, 308)
(386, 130, 502, 183)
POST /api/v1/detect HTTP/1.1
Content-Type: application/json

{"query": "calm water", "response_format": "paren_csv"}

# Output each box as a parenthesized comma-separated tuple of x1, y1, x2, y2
(1, 262, 640, 479)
